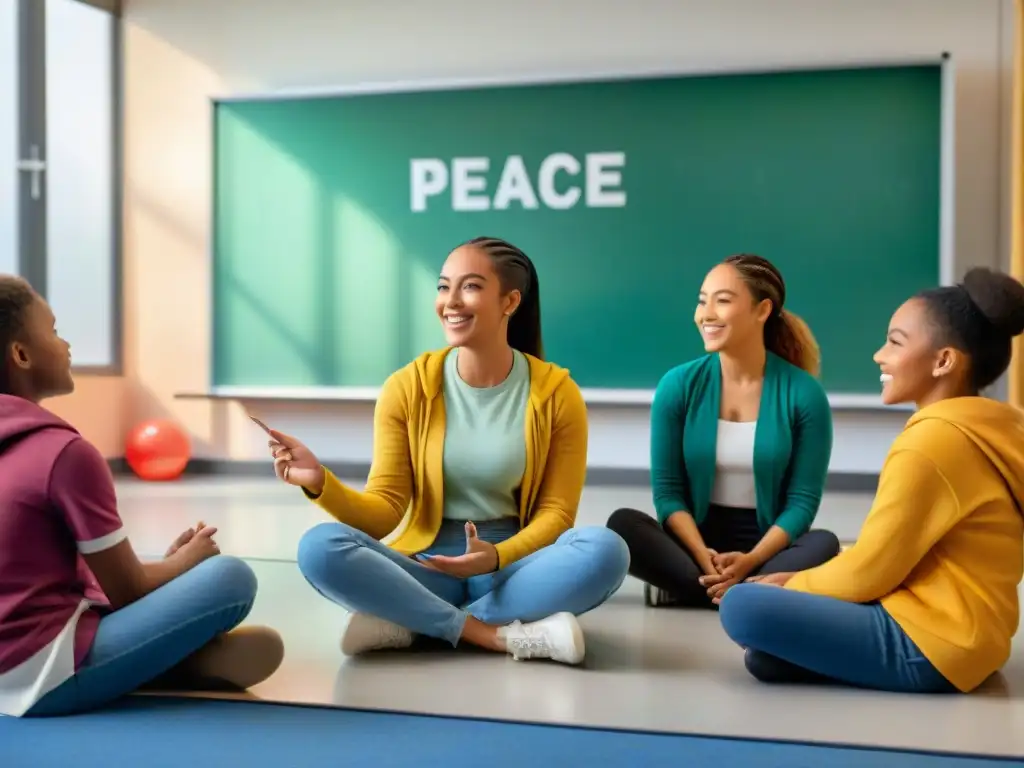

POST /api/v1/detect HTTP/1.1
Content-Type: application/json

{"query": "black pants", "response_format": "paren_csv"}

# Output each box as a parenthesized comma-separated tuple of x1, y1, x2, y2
(606, 507, 841, 608)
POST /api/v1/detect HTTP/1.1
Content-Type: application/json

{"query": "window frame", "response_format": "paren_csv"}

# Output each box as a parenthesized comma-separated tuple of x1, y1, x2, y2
(15, 0, 123, 374)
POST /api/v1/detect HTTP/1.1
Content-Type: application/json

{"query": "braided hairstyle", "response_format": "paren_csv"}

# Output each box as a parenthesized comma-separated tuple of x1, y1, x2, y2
(723, 253, 821, 376)
(0, 276, 37, 395)
(916, 267, 1024, 391)
(461, 236, 544, 360)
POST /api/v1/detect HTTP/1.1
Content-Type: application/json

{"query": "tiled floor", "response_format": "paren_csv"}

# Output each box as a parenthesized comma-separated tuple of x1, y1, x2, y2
(118, 477, 1024, 758)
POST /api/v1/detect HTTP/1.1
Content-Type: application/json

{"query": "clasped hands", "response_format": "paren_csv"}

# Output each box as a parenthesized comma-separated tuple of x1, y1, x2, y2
(163, 520, 220, 565)
(698, 551, 793, 604)
(421, 521, 499, 578)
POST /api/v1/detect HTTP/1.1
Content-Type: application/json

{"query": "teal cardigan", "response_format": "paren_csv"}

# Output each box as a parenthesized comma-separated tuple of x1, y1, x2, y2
(650, 352, 833, 540)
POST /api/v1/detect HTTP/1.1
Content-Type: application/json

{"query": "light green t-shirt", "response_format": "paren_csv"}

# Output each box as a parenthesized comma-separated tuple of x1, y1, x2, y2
(441, 348, 530, 521)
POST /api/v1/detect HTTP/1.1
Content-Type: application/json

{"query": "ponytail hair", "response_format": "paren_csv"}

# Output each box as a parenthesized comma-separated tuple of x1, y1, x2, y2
(723, 254, 820, 376)
(462, 236, 544, 360)
(765, 309, 821, 377)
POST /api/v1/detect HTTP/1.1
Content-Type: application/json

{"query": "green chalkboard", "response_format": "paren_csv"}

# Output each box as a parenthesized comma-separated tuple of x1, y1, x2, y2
(212, 64, 943, 394)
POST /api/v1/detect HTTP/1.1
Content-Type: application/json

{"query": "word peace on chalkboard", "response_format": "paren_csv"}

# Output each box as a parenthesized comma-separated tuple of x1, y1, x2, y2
(213, 64, 943, 395)
(409, 152, 628, 213)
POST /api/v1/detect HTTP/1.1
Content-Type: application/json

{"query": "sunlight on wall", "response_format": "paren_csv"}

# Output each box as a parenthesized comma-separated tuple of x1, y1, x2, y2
(219, 117, 321, 383)
(124, 23, 232, 454)
(46, 376, 126, 456)
(409, 250, 446, 354)
(335, 197, 401, 381)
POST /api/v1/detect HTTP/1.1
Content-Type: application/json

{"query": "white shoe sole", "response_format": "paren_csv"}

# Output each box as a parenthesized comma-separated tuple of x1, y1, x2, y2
(509, 612, 586, 666)
(340, 613, 414, 656)
(559, 613, 586, 665)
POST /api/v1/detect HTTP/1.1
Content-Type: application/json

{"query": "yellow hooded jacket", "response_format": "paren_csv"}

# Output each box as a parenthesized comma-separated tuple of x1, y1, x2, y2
(306, 348, 588, 568)
(786, 397, 1024, 692)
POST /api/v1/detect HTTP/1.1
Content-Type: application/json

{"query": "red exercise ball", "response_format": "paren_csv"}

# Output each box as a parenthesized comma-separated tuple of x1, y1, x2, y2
(125, 420, 191, 481)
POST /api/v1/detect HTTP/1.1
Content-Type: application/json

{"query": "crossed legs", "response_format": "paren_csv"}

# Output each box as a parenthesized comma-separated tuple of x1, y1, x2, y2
(718, 583, 957, 693)
(296, 522, 630, 662)
(606, 508, 840, 607)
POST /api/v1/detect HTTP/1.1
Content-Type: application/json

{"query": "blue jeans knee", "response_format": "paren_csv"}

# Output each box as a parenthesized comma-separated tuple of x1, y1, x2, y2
(296, 522, 362, 588)
(717, 582, 769, 646)
(570, 526, 631, 598)
(191, 555, 258, 608)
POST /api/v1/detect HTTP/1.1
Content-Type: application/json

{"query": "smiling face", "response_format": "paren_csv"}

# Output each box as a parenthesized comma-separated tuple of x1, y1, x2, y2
(435, 244, 521, 350)
(694, 263, 772, 354)
(873, 297, 966, 407)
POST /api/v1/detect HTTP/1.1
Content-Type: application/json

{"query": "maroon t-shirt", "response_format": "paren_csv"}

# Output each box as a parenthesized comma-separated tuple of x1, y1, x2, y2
(0, 395, 123, 676)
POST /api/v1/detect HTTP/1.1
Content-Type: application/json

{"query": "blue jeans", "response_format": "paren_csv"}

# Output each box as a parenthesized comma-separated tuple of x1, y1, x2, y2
(297, 518, 630, 646)
(718, 583, 957, 693)
(27, 556, 258, 716)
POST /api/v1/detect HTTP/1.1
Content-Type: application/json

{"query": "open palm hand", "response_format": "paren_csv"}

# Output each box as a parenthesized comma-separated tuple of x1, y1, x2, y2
(423, 522, 499, 578)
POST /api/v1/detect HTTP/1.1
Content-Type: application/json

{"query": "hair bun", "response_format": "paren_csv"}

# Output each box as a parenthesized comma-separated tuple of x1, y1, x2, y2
(962, 267, 1024, 338)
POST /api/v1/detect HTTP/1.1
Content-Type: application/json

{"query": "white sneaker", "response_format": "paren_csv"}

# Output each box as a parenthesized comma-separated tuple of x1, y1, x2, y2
(340, 612, 415, 655)
(499, 612, 585, 665)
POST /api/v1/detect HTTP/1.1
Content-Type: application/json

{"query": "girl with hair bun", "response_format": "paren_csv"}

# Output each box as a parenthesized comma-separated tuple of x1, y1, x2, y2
(720, 267, 1024, 694)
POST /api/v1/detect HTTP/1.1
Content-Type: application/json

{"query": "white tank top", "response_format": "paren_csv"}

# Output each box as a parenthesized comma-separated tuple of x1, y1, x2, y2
(710, 419, 758, 509)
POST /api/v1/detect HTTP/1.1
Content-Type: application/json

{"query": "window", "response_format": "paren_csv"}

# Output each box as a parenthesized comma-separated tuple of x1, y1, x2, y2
(0, 1, 17, 277)
(7, 0, 120, 371)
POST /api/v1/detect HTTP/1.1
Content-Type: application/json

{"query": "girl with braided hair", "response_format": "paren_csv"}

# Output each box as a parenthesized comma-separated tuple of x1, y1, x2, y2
(608, 254, 840, 608)
(269, 237, 629, 665)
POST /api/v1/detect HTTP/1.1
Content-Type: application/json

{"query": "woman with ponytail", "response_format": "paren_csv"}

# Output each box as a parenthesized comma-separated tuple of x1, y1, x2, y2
(269, 237, 628, 666)
(607, 254, 839, 608)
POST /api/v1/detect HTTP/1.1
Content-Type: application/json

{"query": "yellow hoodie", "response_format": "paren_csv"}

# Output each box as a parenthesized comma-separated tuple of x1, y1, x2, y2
(307, 348, 588, 568)
(786, 397, 1024, 692)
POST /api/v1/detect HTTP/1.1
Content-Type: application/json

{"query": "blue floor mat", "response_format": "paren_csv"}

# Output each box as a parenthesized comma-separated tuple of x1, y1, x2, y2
(1, 696, 1020, 768)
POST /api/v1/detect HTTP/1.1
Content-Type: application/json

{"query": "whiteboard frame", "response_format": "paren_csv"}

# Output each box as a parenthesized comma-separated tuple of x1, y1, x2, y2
(208, 55, 954, 411)
(186, 384, 913, 411)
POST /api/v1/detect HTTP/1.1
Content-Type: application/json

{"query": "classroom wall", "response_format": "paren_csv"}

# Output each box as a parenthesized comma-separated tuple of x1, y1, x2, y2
(67, 0, 1015, 476)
